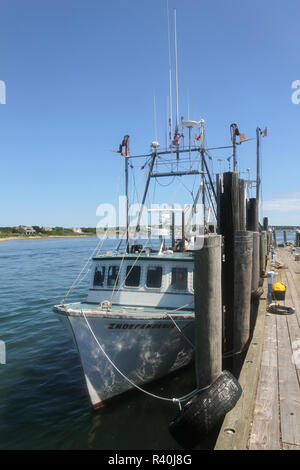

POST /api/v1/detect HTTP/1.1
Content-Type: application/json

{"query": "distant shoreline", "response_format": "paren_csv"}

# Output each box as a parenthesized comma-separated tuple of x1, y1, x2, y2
(0, 235, 97, 243)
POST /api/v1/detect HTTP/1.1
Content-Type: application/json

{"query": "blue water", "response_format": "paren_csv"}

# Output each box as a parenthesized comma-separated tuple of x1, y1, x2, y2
(0, 236, 201, 450)
(274, 230, 296, 244)
(1, 231, 295, 450)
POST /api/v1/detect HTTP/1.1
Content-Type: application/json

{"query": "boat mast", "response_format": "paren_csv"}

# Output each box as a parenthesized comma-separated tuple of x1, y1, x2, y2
(256, 127, 260, 202)
(174, 8, 179, 136)
(167, 0, 173, 147)
(200, 120, 206, 229)
(174, 8, 180, 162)
(124, 136, 130, 252)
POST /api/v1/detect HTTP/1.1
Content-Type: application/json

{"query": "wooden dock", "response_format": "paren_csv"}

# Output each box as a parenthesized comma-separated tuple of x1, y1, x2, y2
(215, 246, 300, 450)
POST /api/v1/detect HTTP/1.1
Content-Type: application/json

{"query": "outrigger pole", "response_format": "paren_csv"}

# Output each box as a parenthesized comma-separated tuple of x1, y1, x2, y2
(135, 149, 157, 234)
(124, 136, 130, 252)
(112, 135, 130, 251)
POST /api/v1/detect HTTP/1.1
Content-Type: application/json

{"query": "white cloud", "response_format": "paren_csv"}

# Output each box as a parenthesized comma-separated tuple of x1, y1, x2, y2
(263, 192, 300, 212)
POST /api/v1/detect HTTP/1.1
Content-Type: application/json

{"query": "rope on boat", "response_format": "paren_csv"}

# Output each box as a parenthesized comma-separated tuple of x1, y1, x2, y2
(62, 157, 127, 305)
(109, 238, 151, 304)
(81, 308, 206, 408)
(164, 305, 195, 349)
(61, 232, 109, 305)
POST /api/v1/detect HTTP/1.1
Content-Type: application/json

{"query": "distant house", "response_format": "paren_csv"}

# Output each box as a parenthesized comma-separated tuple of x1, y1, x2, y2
(42, 227, 53, 232)
(72, 227, 82, 234)
(17, 225, 36, 235)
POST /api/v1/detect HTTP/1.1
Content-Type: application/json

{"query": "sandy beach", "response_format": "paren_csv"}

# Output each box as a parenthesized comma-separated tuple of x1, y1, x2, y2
(0, 235, 97, 243)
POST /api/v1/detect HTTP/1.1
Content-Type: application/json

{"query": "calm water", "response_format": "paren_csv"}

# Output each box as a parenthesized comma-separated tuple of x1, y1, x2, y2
(0, 236, 203, 451)
(1, 231, 295, 450)
(275, 230, 296, 244)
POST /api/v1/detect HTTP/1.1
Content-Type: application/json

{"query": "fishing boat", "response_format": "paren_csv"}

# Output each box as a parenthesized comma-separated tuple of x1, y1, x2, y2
(53, 10, 219, 409)
(54, 246, 196, 408)
(53, 119, 219, 409)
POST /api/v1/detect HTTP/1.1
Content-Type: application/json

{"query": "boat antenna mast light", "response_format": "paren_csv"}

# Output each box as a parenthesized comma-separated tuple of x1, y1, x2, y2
(112, 135, 130, 252)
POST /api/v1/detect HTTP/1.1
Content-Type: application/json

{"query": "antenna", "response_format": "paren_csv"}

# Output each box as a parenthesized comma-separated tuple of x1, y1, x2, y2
(153, 90, 158, 143)
(174, 8, 179, 133)
(166, 0, 173, 145)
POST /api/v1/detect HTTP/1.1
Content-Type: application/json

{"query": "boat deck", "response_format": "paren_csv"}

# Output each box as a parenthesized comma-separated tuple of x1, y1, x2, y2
(54, 301, 194, 317)
(215, 246, 300, 450)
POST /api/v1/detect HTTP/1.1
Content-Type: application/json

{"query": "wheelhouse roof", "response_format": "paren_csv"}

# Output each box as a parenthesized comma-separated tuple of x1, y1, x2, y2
(92, 252, 194, 262)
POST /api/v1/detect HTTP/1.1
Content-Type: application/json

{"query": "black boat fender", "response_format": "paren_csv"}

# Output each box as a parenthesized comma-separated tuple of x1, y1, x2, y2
(251, 286, 264, 300)
(169, 370, 242, 449)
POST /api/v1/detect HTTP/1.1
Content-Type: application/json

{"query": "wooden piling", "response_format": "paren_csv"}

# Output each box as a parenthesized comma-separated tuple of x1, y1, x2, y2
(239, 179, 246, 231)
(267, 230, 272, 255)
(296, 230, 300, 247)
(233, 231, 253, 351)
(193, 235, 222, 389)
(260, 231, 266, 275)
(246, 198, 258, 232)
(216, 173, 222, 234)
(263, 217, 268, 231)
(251, 231, 260, 294)
(283, 230, 287, 243)
(220, 172, 240, 353)
(273, 229, 277, 248)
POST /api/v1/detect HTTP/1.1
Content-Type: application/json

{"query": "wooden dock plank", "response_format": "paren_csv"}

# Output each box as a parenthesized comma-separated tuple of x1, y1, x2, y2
(281, 261, 300, 384)
(248, 313, 280, 450)
(275, 264, 300, 447)
(215, 247, 300, 450)
(214, 280, 267, 450)
(276, 312, 300, 446)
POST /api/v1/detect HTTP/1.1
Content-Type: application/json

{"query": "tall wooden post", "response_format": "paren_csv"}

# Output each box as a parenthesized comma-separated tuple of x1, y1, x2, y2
(263, 217, 268, 231)
(234, 231, 253, 351)
(296, 230, 300, 247)
(220, 172, 240, 353)
(193, 235, 222, 389)
(239, 179, 246, 231)
(251, 232, 260, 295)
(273, 229, 277, 248)
(260, 231, 266, 275)
(283, 230, 287, 243)
(246, 198, 258, 232)
(216, 173, 222, 234)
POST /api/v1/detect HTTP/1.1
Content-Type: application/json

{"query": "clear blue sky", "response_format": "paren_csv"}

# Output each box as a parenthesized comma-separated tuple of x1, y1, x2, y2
(1, 0, 300, 227)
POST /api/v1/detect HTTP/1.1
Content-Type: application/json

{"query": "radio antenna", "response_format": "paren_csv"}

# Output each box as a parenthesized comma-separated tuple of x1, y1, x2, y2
(174, 8, 179, 134)
(166, 0, 173, 145)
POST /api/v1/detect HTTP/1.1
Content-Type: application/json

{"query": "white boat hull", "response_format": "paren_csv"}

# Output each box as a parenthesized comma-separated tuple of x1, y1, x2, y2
(55, 304, 194, 408)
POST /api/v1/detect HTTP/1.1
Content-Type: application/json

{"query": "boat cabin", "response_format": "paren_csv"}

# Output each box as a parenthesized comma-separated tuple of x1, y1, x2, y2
(87, 251, 195, 310)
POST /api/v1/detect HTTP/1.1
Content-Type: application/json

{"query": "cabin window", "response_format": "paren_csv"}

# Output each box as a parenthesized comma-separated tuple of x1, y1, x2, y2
(146, 266, 162, 288)
(107, 266, 120, 287)
(171, 267, 187, 290)
(93, 266, 105, 287)
(125, 265, 141, 287)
